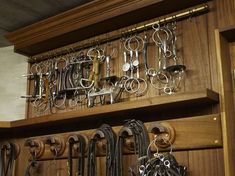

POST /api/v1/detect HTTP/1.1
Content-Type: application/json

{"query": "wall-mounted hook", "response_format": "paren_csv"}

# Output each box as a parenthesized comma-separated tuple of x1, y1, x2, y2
(1, 142, 20, 159)
(91, 130, 107, 154)
(67, 134, 87, 176)
(148, 123, 167, 134)
(119, 127, 135, 151)
(148, 122, 175, 148)
(45, 136, 65, 157)
(67, 134, 88, 152)
(25, 139, 45, 159)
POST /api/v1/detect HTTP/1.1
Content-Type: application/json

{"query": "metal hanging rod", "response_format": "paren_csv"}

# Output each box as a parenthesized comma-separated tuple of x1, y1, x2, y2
(127, 4, 208, 32)
(30, 4, 209, 63)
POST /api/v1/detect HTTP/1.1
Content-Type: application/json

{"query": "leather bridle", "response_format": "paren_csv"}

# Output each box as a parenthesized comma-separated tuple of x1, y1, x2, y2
(114, 119, 149, 176)
(88, 124, 116, 176)
(67, 134, 86, 176)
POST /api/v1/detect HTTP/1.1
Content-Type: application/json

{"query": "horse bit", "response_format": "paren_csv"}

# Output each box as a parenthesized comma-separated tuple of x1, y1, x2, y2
(21, 21, 186, 115)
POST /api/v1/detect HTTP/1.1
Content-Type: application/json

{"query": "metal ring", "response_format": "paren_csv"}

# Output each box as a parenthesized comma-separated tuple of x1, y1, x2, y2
(152, 28, 169, 46)
(54, 94, 66, 109)
(124, 37, 134, 51)
(124, 77, 140, 93)
(30, 63, 39, 74)
(56, 57, 68, 70)
(87, 47, 103, 61)
(150, 72, 169, 90)
(128, 35, 144, 51)
(79, 78, 94, 89)
(147, 138, 159, 158)
(39, 62, 47, 74)
(152, 22, 160, 31)
(164, 160, 171, 168)
(163, 86, 173, 95)
(135, 78, 148, 96)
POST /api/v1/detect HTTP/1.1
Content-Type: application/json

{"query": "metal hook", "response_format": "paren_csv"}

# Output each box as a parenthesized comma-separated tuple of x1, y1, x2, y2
(146, 138, 159, 159)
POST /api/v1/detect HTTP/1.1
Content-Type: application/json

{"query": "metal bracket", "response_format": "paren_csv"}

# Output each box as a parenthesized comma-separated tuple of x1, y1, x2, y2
(67, 134, 88, 152)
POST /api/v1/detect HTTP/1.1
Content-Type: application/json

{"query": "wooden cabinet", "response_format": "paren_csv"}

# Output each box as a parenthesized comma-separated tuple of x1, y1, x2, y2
(1, 0, 235, 175)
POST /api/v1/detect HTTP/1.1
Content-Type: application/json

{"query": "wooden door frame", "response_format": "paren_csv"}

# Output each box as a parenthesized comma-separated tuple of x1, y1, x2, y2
(215, 28, 235, 176)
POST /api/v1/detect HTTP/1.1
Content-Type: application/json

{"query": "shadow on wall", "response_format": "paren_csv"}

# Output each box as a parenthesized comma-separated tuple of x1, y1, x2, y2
(0, 46, 27, 121)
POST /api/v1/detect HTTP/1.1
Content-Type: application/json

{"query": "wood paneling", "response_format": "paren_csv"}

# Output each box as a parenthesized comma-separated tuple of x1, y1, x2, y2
(12, 145, 224, 176)
(188, 149, 224, 176)
(216, 0, 235, 28)
(215, 29, 235, 176)
(182, 15, 212, 91)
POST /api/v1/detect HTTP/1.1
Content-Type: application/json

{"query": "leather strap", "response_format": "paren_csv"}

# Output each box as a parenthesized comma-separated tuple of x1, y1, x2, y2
(67, 134, 86, 176)
(0, 142, 17, 176)
(24, 160, 37, 176)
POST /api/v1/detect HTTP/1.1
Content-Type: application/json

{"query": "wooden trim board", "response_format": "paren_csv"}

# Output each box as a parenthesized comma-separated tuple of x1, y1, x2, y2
(15, 114, 222, 160)
(215, 29, 235, 176)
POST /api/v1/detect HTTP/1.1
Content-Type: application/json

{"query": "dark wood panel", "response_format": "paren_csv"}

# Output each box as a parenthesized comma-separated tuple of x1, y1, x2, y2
(182, 13, 212, 92)
(5, 0, 211, 56)
(3, 114, 222, 164)
(216, 0, 235, 28)
(12, 140, 224, 176)
(188, 149, 224, 176)
(215, 29, 235, 176)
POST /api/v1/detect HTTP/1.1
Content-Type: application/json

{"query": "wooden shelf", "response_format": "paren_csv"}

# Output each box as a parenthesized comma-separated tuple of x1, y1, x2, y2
(5, 0, 211, 56)
(0, 89, 219, 136)
(0, 121, 11, 128)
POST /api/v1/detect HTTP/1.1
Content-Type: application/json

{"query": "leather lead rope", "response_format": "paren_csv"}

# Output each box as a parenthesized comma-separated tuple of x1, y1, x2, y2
(88, 124, 116, 176)
(114, 119, 149, 176)
(67, 135, 86, 176)
(24, 160, 37, 176)
(68, 142, 73, 176)
(0, 142, 17, 176)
